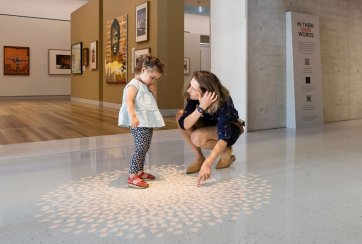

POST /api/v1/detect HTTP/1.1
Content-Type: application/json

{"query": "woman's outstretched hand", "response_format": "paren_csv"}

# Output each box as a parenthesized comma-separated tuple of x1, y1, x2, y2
(197, 163, 211, 187)
(198, 91, 217, 110)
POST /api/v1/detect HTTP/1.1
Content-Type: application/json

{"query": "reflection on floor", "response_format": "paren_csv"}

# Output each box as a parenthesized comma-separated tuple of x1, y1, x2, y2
(1, 120, 362, 243)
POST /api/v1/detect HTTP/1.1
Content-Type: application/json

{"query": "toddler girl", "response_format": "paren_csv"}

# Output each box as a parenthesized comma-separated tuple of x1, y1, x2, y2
(118, 55, 165, 189)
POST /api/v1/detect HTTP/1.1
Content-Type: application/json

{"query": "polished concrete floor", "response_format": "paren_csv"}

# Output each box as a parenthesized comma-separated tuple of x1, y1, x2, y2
(1, 120, 362, 244)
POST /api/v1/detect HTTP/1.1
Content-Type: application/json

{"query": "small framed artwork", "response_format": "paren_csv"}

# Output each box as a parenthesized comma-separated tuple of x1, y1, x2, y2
(71, 42, 82, 74)
(48, 49, 71, 75)
(82, 48, 89, 67)
(136, 1, 148, 42)
(4, 46, 30, 75)
(184, 57, 190, 75)
(90, 40, 98, 70)
(134, 47, 150, 72)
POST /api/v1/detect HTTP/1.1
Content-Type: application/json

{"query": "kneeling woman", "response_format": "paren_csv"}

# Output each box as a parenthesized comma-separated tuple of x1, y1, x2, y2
(176, 71, 244, 186)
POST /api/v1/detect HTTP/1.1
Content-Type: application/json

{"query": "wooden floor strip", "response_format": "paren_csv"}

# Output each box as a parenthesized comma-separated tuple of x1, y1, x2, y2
(0, 98, 179, 145)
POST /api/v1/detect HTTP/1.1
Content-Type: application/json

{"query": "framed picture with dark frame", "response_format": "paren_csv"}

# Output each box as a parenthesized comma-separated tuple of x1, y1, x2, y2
(134, 47, 150, 73)
(184, 57, 190, 75)
(136, 1, 148, 42)
(48, 49, 71, 75)
(90, 40, 98, 70)
(3, 46, 30, 75)
(71, 42, 82, 74)
(82, 48, 89, 67)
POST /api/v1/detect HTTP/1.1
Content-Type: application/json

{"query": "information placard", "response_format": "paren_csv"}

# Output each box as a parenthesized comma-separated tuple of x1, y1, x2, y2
(286, 11, 324, 128)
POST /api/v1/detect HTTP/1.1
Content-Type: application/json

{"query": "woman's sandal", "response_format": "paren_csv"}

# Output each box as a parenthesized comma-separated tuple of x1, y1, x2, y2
(138, 171, 156, 181)
(127, 175, 149, 189)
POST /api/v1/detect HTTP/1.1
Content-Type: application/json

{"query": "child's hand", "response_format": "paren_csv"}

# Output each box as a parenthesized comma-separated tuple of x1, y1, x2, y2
(130, 116, 140, 128)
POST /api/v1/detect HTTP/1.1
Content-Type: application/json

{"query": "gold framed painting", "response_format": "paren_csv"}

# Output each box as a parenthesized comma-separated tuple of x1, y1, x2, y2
(71, 42, 82, 74)
(82, 48, 89, 67)
(90, 40, 98, 70)
(105, 15, 128, 84)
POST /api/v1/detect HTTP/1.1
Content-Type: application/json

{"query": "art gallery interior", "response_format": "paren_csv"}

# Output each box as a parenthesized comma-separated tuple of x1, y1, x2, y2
(1, 0, 362, 243)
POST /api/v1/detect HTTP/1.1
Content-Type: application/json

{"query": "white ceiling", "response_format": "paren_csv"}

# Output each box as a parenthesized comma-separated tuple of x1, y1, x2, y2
(0, 0, 209, 20)
(0, 0, 88, 20)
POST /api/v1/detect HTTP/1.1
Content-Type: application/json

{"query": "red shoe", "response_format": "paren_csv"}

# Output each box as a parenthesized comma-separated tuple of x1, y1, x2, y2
(138, 171, 156, 181)
(127, 175, 149, 189)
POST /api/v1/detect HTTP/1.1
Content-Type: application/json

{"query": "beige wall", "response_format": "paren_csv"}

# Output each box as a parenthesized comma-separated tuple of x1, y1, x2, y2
(71, 0, 101, 101)
(102, 0, 184, 109)
(72, 0, 184, 110)
(156, 0, 184, 109)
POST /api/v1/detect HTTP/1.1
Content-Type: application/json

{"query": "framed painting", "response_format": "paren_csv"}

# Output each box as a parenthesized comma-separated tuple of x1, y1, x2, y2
(184, 57, 190, 75)
(82, 48, 89, 67)
(90, 40, 98, 70)
(136, 2, 148, 42)
(133, 47, 150, 73)
(4, 46, 30, 75)
(71, 42, 82, 74)
(105, 15, 128, 83)
(48, 49, 70, 75)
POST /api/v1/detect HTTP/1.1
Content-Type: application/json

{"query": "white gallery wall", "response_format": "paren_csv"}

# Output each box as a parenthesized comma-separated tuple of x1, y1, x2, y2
(0, 15, 71, 96)
(0, 0, 86, 97)
(210, 0, 247, 126)
(184, 33, 201, 83)
(200, 45, 211, 71)
(184, 13, 210, 36)
(184, 13, 210, 87)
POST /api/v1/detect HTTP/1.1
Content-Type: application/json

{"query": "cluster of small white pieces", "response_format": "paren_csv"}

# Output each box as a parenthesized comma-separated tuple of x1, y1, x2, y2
(35, 165, 272, 239)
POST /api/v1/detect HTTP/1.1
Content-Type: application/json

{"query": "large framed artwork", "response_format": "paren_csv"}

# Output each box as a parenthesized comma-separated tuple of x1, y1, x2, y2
(133, 47, 150, 73)
(71, 42, 82, 74)
(48, 49, 71, 75)
(105, 15, 128, 84)
(136, 2, 148, 42)
(4, 46, 30, 75)
(90, 40, 98, 70)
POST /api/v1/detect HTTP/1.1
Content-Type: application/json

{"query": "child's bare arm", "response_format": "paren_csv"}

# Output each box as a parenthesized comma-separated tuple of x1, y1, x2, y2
(126, 85, 139, 128)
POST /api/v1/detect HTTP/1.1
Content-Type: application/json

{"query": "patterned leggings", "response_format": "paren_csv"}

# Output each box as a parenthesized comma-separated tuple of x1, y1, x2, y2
(129, 127, 153, 174)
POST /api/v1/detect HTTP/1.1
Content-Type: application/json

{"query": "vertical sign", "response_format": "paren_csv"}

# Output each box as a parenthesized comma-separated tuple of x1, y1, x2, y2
(286, 12, 324, 128)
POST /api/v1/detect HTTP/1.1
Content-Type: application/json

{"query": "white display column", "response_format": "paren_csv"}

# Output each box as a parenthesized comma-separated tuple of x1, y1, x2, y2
(210, 0, 247, 127)
(286, 11, 324, 129)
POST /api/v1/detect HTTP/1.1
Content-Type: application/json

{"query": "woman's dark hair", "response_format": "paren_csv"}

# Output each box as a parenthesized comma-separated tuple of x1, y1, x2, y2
(183, 71, 230, 113)
(134, 55, 164, 74)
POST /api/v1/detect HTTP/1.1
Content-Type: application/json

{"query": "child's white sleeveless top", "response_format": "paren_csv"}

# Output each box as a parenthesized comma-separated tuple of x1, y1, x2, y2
(118, 79, 165, 128)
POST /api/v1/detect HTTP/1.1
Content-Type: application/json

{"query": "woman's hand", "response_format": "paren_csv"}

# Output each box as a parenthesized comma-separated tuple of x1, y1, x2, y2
(197, 161, 212, 187)
(198, 91, 218, 110)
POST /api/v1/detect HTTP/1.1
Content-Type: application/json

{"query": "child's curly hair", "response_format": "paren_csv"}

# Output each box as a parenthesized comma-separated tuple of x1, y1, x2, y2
(134, 55, 164, 74)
